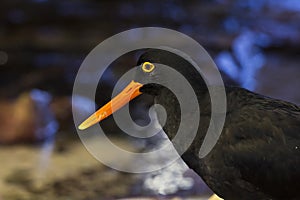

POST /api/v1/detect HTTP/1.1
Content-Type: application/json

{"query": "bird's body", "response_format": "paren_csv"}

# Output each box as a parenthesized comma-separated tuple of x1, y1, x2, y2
(155, 84, 300, 200)
(79, 49, 300, 200)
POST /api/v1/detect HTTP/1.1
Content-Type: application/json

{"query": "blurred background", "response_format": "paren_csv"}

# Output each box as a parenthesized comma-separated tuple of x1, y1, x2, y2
(0, 0, 299, 199)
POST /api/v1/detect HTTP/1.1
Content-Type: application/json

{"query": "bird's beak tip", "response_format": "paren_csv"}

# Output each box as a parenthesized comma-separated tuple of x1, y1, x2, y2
(78, 121, 91, 131)
(77, 112, 100, 131)
(78, 123, 86, 130)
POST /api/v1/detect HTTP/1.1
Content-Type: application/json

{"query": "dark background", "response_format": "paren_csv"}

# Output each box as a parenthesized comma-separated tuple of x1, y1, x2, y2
(0, 0, 299, 199)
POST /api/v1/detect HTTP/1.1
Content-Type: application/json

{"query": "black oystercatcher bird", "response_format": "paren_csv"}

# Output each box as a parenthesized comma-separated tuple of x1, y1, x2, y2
(79, 49, 300, 200)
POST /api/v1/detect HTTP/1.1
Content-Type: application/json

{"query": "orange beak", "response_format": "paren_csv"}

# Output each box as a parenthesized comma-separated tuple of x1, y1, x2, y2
(78, 81, 143, 130)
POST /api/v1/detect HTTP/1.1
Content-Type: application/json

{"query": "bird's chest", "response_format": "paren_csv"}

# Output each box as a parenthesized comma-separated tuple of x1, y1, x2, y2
(154, 88, 206, 139)
(154, 89, 181, 139)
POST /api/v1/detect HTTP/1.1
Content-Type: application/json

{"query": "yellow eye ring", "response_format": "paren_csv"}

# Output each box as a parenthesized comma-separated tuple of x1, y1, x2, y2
(142, 62, 155, 73)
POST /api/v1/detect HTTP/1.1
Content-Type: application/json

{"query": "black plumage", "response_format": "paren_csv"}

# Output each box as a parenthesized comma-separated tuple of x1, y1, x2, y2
(137, 49, 300, 200)
(79, 48, 300, 200)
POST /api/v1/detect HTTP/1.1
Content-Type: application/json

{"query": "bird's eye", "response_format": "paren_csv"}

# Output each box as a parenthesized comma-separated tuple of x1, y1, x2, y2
(142, 62, 155, 73)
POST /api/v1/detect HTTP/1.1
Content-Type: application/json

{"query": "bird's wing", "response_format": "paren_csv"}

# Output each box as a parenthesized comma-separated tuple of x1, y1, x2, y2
(222, 104, 300, 199)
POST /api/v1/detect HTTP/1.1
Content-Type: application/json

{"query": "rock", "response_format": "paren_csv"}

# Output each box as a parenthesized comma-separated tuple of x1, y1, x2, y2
(0, 89, 58, 144)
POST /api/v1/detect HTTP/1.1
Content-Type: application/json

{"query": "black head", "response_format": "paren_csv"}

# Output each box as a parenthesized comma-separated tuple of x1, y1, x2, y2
(78, 48, 208, 130)
(135, 48, 207, 96)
